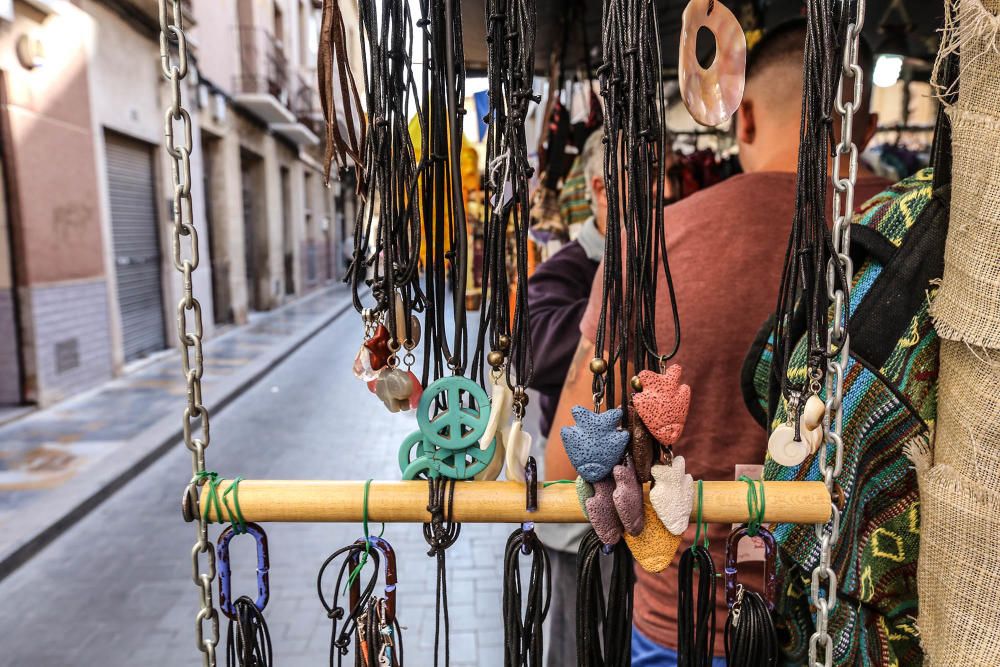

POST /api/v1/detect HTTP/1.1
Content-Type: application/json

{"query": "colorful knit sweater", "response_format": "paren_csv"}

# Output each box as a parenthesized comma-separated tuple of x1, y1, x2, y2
(744, 169, 948, 666)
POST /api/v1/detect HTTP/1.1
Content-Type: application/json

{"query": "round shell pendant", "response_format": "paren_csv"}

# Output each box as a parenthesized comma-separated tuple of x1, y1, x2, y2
(678, 0, 747, 127)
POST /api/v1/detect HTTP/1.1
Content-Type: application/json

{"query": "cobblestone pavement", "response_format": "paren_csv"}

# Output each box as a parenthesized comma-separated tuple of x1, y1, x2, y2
(0, 303, 543, 666)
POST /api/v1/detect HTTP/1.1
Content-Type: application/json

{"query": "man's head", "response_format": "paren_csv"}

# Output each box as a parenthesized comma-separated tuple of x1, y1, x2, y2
(736, 20, 878, 173)
(580, 129, 607, 234)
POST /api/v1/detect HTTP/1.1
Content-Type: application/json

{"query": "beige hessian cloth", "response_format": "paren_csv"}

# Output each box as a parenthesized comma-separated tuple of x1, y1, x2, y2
(930, 0, 1000, 346)
(910, 431, 1000, 665)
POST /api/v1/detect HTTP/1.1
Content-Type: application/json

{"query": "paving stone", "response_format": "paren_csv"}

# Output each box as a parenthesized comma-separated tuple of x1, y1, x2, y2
(0, 306, 526, 665)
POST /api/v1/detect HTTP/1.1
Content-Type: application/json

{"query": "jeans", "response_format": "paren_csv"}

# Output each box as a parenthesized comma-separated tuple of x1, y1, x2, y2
(631, 625, 727, 667)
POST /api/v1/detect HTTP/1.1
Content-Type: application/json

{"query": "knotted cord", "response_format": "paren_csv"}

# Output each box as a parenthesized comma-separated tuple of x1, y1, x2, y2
(347, 0, 424, 348)
(423, 478, 461, 666)
(225, 596, 273, 667)
(771, 0, 849, 412)
(576, 530, 634, 667)
(502, 527, 552, 667)
(594, 0, 680, 410)
(677, 546, 717, 667)
(317, 543, 382, 666)
(474, 0, 538, 406)
(418, 0, 471, 382)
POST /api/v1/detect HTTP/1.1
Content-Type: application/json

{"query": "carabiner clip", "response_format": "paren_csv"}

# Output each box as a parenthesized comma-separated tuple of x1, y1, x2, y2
(724, 524, 777, 611)
(353, 535, 398, 622)
(216, 521, 270, 619)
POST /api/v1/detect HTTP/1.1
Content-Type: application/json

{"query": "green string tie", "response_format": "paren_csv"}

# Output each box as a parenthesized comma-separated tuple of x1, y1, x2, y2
(197, 471, 224, 525)
(739, 475, 766, 537)
(693, 479, 709, 550)
(222, 476, 247, 535)
(542, 479, 575, 488)
(345, 479, 385, 592)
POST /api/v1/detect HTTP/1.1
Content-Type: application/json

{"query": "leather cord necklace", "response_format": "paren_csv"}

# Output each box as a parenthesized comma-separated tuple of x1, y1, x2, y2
(475, 0, 538, 412)
(317, 543, 382, 666)
(225, 596, 273, 667)
(771, 0, 847, 419)
(502, 526, 552, 667)
(423, 478, 461, 666)
(723, 584, 778, 667)
(576, 530, 635, 667)
(318, 0, 366, 179)
(676, 545, 717, 667)
(593, 0, 680, 411)
(417, 0, 470, 383)
(347, 0, 424, 347)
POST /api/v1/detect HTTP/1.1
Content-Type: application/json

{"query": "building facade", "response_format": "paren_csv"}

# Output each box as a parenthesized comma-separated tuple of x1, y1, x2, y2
(0, 0, 355, 407)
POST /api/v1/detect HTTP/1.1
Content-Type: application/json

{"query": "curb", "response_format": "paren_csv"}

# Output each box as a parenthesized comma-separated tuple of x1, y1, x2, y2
(0, 291, 357, 581)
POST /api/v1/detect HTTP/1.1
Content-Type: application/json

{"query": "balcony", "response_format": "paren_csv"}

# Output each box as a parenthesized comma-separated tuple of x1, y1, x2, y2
(235, 28, 319, 146)
(114, 0, 196, 28)
(273, 76, 322, 146)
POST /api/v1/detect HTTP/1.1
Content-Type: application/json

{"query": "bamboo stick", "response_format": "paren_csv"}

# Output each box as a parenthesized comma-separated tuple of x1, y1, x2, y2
(205, 480, 831, 524)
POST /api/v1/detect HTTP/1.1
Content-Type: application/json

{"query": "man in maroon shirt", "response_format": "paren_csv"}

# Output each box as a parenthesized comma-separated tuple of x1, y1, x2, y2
(545, 22, 891, 665)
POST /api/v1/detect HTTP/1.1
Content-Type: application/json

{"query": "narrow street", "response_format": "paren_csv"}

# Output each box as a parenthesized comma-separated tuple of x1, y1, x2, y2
(0, 308, 516, 666)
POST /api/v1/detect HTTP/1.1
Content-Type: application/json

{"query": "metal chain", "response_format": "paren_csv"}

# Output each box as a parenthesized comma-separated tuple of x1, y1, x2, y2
(809, 1, 866, 666)
(157, 1, 219, 664)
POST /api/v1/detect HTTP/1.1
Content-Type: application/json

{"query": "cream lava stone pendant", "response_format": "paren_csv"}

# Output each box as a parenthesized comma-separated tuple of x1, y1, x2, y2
(678, 0, 747, 127)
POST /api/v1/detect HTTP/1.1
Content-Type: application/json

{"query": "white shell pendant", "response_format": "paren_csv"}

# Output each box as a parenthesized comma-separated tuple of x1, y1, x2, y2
(474, 426, 507, 481)
(767, 395, 825, 467)
(504, 420, 533, 482)
(480, 376, 513, 450)
(678, 0, 747, 127)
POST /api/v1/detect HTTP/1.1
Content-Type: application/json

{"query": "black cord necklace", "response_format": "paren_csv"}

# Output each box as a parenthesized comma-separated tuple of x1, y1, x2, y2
(317, 543, 381, 666)
(475, 0, 538, 410)
(676, 545, 717, 667)
(348, 0, 424, 362)
(503, 526, 552, 667)
(723, 584, 779, 667)
(225, 596, 273, 667)
(576, 530, 635, 667)
(423, 478, 461, 666)
(593, 0, 680, 411)
(417, 0, 470, 383)
(771, 0, 849, 416)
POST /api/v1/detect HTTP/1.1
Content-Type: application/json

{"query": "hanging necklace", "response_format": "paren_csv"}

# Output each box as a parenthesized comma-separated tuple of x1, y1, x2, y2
(474, 0, 539, 482)
(348, 0, 425, 413)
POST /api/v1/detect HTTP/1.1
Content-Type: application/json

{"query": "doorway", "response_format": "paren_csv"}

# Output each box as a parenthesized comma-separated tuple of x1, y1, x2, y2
(240, 149, 265, 311)
(104, 132, 166, 362)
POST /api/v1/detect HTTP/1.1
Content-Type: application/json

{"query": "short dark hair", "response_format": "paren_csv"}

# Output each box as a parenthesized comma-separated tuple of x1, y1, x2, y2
(747, 18, 873, 89)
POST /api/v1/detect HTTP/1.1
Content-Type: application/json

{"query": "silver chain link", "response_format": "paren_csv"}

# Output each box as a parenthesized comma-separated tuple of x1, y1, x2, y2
(157, 1, 218, 664)
(809, 2, 866, 665)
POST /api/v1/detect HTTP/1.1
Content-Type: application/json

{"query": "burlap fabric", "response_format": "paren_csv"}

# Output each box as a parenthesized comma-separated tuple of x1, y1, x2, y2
(910, 434, 1000, 666)
(930, 0, 1000, 346)
(934, 339, 1000, 487)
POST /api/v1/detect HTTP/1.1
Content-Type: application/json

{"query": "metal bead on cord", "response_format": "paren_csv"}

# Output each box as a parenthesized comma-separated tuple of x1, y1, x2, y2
(347, 0, 424, 359)
(594, 0, 681, 411)
(474, 0, 539, 406)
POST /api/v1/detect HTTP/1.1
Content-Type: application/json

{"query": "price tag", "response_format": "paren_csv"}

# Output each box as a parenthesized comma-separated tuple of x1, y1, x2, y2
(734, 464, 766, 563)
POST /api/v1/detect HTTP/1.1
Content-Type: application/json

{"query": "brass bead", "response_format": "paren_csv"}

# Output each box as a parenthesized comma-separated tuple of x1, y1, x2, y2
(498, 335, 511, 350)
(513, 386, 528, 406)
(487, 350, 505, 368)
(630, 375, 643, 392)
(589, 357, 608, 375)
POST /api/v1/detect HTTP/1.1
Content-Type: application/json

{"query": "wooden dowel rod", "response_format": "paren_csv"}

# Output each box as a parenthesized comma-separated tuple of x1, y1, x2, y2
(206, 480, 831, 524)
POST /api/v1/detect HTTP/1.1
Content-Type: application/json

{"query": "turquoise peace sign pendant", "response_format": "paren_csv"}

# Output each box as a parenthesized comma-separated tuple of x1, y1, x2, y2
(398, 376, 496, 480)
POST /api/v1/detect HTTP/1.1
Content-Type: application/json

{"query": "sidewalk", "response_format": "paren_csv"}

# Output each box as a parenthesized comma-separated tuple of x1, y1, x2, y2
(0, 284, 357, 579)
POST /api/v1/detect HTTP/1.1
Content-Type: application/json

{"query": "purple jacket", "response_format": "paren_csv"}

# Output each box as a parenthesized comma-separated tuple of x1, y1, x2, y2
(526, 240, 600, 436)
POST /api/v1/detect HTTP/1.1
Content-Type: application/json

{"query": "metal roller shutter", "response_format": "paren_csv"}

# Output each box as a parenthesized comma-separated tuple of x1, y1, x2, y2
(105, 132, 166, 362)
